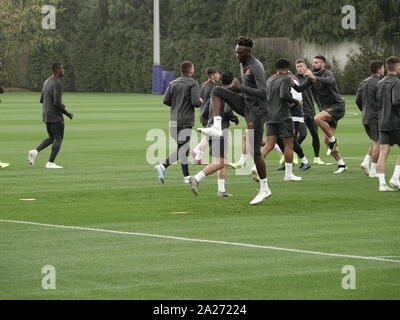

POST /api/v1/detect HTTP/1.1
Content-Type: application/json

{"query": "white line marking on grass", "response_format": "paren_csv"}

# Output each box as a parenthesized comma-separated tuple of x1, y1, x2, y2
(1, 219, 400, 264)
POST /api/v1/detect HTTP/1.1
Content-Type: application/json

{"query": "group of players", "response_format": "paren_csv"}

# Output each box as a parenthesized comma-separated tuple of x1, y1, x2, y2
(155, 36, 400, 205)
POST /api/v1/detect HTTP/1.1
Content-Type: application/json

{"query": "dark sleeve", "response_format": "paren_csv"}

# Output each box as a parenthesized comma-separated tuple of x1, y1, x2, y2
(392, 81, 400, 107)
(355, 84, 363, 111)
(201, 83, 212, 101)
(163, 85, 172, 106)
(314, 72, 336, 86)
(40, 92, 43, 104)
(241, 63, 267, 97)
(53, 82, 71, 116)
(191, 82, 202, 108)
(280, 77, 299, 105)
(200, 100, 210, 126)
(292, 77, 312, 92)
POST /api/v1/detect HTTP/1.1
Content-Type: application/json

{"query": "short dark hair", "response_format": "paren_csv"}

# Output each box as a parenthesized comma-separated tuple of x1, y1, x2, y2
(385, 56, 400, 72)
(52, 63, 63, 73)
(314, 55, 326, 63)
(275, 58, 290, 70)
(296, 59, 306, 65)
(206, 67, 219, 78)
(181, 61, 194, 75)
(235, 36, 254, 48)
(370, 61, 384, 74)
(221, 71, 234, 86)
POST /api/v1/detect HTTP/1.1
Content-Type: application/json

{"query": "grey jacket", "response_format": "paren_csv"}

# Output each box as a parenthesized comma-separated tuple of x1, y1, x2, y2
(377, 74, 400, 131)
(163, 76, 202, 127)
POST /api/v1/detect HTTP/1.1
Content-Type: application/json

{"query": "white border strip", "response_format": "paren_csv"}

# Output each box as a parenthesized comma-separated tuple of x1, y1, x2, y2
(1, 219, 399, 264)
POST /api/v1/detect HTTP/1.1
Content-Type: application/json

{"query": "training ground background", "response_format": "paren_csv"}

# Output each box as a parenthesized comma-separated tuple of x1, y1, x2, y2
(0, 93, 399, 300)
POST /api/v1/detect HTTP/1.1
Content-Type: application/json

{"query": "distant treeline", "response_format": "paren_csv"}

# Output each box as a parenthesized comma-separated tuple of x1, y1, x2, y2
(0, 0, 398, 93)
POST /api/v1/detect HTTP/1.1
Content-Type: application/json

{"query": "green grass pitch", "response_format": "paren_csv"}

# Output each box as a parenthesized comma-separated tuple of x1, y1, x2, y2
(0, 92, 399, 300)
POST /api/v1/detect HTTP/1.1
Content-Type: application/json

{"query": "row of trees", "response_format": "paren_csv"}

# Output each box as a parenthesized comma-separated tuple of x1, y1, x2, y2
(0, 0, 399, 93)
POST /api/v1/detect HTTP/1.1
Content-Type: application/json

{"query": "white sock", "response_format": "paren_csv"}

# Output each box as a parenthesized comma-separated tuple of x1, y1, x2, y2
(285, 163, 293, 176)
(159, 164, 165, 170)
(213, 116, 222, 131)
(260, 178, 269, 193)
(239, 153, 248, 165)
(363, 154, 372, 164)
(377, 173, 386, 186)
(301, 157, 308, 164)
(251, 164, 256, 172)
(370, 163, 377, 175)
(195, 151, 204, 161)
(393, 165, 400, 179)
(338, 159, 345, 166)
(274, 144, 283, 155)
(218, 179, 226, 193)
(329, 136, 336, 143)
(194, 171, 206, 183)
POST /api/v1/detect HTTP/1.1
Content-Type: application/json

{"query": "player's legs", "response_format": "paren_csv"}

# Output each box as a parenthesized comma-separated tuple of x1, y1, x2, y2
(315, 111, 333, 138)
(376, 144, 392, 191)
(199, 87, 245, 137)
(304, 117, 323, 162)
(389, 155, 400, 189)
(36, 123, 55, 153)
(230, 129, 249, 168)
(282, 136, 302, 181)
(48, 121, 65, 164)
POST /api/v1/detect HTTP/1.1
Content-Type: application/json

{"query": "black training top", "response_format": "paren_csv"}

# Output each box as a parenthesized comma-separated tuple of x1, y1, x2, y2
(240, 56, 268, 116)
(266, 72, 300, 124)
(40, 77, 71, 123)
(356, 74, 381, 125)
(376, 74, 400, 132)
(295, 74, 317, 117)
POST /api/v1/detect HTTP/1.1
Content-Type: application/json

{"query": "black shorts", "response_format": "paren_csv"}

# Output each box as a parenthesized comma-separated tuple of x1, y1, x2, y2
(325, 105, 345, 128)
(266, 119, 295, 138)
(364, 123, 379, 142)
(170, 126, 192, 144)
(379, 130, 400, 146)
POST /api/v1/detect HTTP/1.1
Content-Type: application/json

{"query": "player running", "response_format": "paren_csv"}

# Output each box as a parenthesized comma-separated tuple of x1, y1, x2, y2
(356, 61, 385, 178)
(155, 61, 203, 184)
(376, 56, 400, 191)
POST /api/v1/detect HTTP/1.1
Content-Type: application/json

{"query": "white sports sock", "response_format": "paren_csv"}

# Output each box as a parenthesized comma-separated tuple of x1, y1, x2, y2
(393, 165, 400, 179)
(194, 171, 206, 183)
(218, 179, 226, 193)
(260, 178, 269, 193)
(213, 116, 222, 131)
(160, 164, 165, 170)
(301, 157, 308, 164)
(195, 151, 204, 161)
(370, 163, 377, 175)
(329, 136, 336, 143)
(239, 153, 248, 165)
(338, 159, 345, 166)
(363, 154, 372, 163)
(285, 163, 293, 176)
(274, 144, 283, 155)
(251, 164, 256, 172)
(377, 173, 386, 186)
